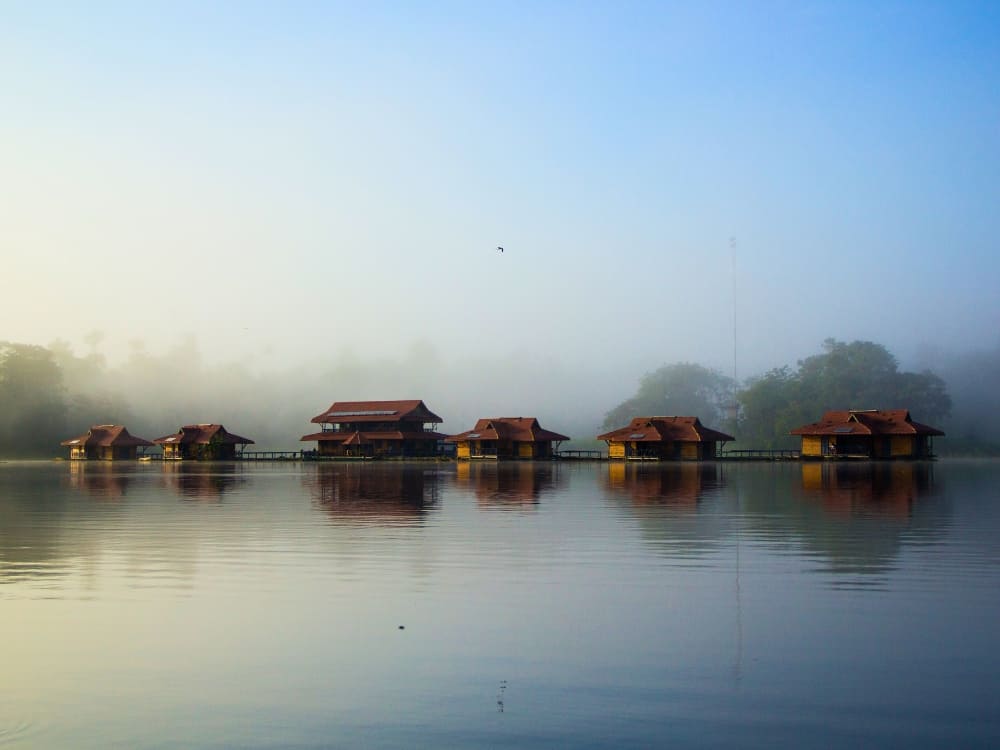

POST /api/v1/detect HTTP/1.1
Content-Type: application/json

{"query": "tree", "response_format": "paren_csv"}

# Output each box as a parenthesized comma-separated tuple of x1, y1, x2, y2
(920, 342, 1000, 455)
(0, 342, 68, 456)
(736, 366, 802, 448)
(602, 363, 733, 430)
(737, 339, 952, 448)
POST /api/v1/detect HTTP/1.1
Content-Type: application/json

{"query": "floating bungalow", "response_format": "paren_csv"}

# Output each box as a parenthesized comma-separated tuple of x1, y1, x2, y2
(60, 424, 153, 460)
(598, 416, 734, 460)
(790, 409, 944, 459)
(447, 417, 570, 460)
(153, 424, 255, 460)
(300, 400, 445, 458)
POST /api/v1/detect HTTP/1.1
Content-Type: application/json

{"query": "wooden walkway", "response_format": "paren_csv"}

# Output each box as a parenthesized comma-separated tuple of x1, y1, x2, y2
(555, 450, 606, 461)
(241, 451, 301, 461)
(719, 449, 800, 461)
(134, 448, 806, 463)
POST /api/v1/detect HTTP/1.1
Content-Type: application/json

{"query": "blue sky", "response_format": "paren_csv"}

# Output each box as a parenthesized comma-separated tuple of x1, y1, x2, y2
(2, 1, 998, 382)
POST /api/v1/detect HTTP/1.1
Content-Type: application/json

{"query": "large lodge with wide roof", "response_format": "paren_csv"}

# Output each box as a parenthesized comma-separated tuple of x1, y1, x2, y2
(300, 400, 445, 458)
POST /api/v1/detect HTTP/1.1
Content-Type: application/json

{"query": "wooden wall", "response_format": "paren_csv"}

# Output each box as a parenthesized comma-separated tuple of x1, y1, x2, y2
(891, 436, 914, 457)
(801, 436, 823, 457)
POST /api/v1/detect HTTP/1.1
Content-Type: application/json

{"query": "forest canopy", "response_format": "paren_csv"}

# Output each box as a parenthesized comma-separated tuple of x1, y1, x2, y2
(601, 363, 733, 431)
(737, 339, 951, 448)
(603, 338, 970, 453)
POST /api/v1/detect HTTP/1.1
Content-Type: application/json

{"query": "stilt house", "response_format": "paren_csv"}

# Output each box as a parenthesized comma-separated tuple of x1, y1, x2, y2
(598, 416, 733, 460)
(447, 417, 570, 459)
(60, 425, 153, 460)
(300, 400, 445, 458)
(153, 424, 254, 460)
(790, 409, 944, 459)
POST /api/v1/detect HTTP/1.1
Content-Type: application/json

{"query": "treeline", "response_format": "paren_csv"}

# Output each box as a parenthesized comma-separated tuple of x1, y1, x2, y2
(0, 338, 325, 457)
(0, 336, 601, 457)
(604, 338, 997, 455)
(2, 337, 998, 457)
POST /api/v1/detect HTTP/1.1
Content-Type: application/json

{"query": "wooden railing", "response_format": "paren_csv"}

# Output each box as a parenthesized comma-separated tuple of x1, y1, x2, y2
(719, 449, 800, 460)
(555, 450, 606, 460)
(241, 451, 302, 461)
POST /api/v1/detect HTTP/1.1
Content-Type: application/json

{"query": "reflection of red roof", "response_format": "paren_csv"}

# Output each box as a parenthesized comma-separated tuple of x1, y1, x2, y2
(790, 410, 944, 437)
(153, 424, 255, 445)
(300, 430, 444, 443)
(598, 416, 734, 443)
(61, 425, 153, 448)
(310, 400, 442, 425)
(446, 417, 570, 443)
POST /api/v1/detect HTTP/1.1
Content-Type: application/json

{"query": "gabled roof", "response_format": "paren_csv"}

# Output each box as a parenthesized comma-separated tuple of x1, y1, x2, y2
(61, 424, 153, 448)
(446, 417, 571, 443)
(310, 400, 442, 425)
(299, 430, 445, 443)
(597, 416, 734, 443)
(153, 424, 255, 446)
(789, 409, 945, 437)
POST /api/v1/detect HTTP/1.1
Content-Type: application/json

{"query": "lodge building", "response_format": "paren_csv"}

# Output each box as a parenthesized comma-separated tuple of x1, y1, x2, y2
(598, 416, 734, 461)
(790, 409, 944, 459)
(60, 425, 153, 460)
(153, 424, 255, 460)
(447, 417, 570, 460)
(300, 400, 445, 458)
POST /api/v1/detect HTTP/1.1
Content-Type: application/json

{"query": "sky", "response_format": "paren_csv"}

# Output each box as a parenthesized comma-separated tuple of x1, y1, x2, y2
(3, 0, 999, 385)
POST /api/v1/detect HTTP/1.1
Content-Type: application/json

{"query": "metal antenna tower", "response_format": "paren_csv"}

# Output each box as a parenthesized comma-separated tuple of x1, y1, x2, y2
(725, 237, 739, 432)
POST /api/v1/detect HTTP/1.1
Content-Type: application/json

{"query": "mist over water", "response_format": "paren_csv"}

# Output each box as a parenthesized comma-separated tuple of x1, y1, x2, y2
(1, 460, 998, 749)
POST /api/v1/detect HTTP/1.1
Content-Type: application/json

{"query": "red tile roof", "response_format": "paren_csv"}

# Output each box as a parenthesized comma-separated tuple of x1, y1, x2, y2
(789, 410, 944, 437)
(309, 400, 443, 425)
(153, 424, 255, 446)
(60, 424, 153, 448)
(300, 430, 445, 443)
(597, 416, 734, 443)
(446, 417, 570, 443)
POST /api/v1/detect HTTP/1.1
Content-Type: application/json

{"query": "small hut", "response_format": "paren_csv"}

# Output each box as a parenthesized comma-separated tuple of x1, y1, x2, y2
(60, 425, 153, 460)
(790, 409, 944, 459)
(447, 417, 570, 459)
(598, 416, 733, 460)
(153, 424, 254, 460)
(300, 400, 445, 458)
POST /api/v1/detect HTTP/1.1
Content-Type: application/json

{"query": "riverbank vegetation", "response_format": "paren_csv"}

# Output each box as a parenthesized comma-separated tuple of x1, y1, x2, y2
(1, 337, 998, 457)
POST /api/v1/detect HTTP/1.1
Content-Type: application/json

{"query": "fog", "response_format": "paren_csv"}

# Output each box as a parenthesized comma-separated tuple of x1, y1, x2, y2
(46, 336, 628, 449)
(3, 3, 999, 448)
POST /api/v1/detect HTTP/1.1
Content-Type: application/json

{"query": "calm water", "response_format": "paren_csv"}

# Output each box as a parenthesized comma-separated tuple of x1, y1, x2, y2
(1, 459, 998, 749)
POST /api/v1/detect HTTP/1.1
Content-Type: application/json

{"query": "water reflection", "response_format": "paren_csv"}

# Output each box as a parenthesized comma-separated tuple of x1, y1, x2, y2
(0, 463, 203, 590)
(0, 461, 996, 749)
(799, 461, 936, 517)
(303, 463, 441, 524)
(603, 462, 725, 507)
(157, 461, 248, 501)
(604, 463, 732, 558)
(453, 461, 566, 508)
(66, 460, 134, 500)
(0, 466, 84, 585)
(737, 463, 950, 584)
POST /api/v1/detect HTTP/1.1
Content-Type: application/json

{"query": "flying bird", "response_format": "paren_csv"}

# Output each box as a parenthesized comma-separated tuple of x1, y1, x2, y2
(497, 246, 504, 253)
